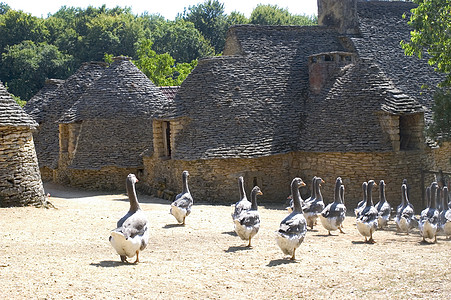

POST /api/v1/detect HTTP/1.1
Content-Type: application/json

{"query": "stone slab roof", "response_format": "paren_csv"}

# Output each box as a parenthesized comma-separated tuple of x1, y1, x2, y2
(352, 1, 443, 120)
(172, 26, 348, 160)
(24, 62, 107, 169)
(59, 57, 170, 170)
(301, 59, 423, 152)
(0, 82, 38, 128)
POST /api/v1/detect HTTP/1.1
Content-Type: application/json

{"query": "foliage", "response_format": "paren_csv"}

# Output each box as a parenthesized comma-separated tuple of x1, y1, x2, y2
(133, 39, 197, 86)
(182, 0, 228, 54)
(0, 2, 10, 15)
(0, 2, 316, 100)
(401, 0, 451, 87)
(402, 0, 451, 140)
(250, 4, 316, 26)
(0, 41, 72, 99)
(150, 19, 214, 63)
(427, 89, 451, 141)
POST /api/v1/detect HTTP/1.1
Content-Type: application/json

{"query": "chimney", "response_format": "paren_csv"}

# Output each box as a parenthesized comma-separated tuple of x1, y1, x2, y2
(318, 0, 359, 34)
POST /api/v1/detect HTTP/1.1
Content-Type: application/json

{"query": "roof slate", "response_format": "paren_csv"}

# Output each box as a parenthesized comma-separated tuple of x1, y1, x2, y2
(0, 81, 38, 128)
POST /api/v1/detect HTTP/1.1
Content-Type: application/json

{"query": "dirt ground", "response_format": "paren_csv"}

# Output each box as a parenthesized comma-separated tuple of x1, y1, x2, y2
(0, 182, 450, 299)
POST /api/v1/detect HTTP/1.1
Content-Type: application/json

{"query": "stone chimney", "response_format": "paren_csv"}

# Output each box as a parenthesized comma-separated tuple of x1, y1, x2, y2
(318, 0, 359, 34)
(308, 51, 356, 94)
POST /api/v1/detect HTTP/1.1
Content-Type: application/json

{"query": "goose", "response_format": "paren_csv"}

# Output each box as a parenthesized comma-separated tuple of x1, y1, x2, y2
(319, 177, 346, 235)
(109, 174, 149, 263)
(356, 179, 378, 243)
(231, 176, 251, 220)
(286, 176, 315, 213)
(419, 182, 440, 243)
(439, 186, 451, 239)
(233, 186, 263, 247)
(303, 177, 325, 230)
(375, 180, 391, 229)
(394, 183, 416, 234)
(170, 170, 193, 225)
(398, 178, 411, 214)
(355, 182, 368, 217)
(276, 177, 307, 260)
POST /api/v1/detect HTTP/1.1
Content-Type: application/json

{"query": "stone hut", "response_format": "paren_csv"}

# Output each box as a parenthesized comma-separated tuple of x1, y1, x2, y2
(140, 0, 450, 209)
(0, 82, 46, 207)
(54, 56, 169, 190)
(24, 62, 107, 181)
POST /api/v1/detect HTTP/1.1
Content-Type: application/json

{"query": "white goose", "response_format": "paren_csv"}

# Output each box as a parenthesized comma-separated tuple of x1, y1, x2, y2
(354, 182, 367, 217)
(170, 170, 193, 225)
(419, 182, 440, 243)
(395, 183, 416, 234)
(356, 179, 378, 243)
(375, 180, 391, 229)
(231, 176, 251, 220)
(109, 174, 149, 263)
(439, 186, 451, 239)
(276, 177, 307, 260)
(233, 186, 263, 247)
(303, 177, 325, 230)
(319, 177, 346, 235)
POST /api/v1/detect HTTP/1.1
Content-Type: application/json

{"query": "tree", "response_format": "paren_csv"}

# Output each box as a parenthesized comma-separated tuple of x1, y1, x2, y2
(250, 4, 316, 26)
(133, 39, 197, 86)
(401, 0, 451, 140)
(0, 41, 72, 99)
(0, 2, 10, 15)
(227, 11, 249, 26)
(401, 0, 451, 87)
(150, 19, 214, 63)
(427, 90, 451, 141)
(182, 0, 228, 54)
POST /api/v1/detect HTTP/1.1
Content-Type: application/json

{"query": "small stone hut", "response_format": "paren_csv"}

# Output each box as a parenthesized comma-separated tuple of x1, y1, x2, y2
(53, 56, 169, 190)
(0, 82, 46, 207)
(140, 0, 450, 209)
(24, 62, 107, 181)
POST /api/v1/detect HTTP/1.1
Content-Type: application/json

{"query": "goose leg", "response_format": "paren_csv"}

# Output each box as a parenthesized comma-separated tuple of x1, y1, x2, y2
(247, 237, 252, 248)
(290, 249, 296, 260)
(133, 250, 140, 264)
(328, 231, 332, 236)
(339, 227, 345, 234)
(120, 255, 127, 263)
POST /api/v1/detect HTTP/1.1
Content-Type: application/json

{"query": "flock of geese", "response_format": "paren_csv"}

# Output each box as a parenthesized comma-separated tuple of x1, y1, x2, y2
(109, 172, 451, 263)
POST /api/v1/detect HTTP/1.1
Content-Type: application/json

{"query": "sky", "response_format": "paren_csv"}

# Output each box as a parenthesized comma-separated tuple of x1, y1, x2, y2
(6, 0, 318, 20)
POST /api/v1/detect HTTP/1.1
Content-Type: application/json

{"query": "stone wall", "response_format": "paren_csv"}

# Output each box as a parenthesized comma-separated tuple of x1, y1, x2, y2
(0, 127, 46, 207)
(142, 147, 450, 212)
(54, 166, 140, 191)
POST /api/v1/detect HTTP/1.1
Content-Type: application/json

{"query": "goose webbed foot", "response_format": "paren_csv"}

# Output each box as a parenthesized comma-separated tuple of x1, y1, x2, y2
(120, 255, 128, 263)
(339, 227, 345, 234)
(367, 237, 376, 244)
(290, 249, 296, 261)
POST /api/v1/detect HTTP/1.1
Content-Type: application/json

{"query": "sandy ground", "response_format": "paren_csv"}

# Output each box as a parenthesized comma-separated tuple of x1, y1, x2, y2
(0, 182, 450, 299)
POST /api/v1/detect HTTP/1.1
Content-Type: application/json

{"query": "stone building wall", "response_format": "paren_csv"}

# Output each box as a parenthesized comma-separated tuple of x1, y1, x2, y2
(142, 146, 449, 212)
(54, 166, 140, 191)
(0, 127, 46, 207)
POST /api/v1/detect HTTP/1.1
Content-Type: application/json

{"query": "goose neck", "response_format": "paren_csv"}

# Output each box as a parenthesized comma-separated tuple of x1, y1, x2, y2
(126, 179, 140, 211)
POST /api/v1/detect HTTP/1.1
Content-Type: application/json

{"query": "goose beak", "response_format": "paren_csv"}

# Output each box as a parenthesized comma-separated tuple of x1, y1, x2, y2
(301, 182, 306, 187)
(258, 191, 263, 196)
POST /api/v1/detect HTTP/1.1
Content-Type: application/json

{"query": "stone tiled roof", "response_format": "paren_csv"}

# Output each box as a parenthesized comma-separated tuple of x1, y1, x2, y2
(301, 59, 423, 152)
(59, 57, 170, 170)
(353, 1, 443, 120)
(172, 26, 348, 160)
(159, 86, 180, 102)
(24, 62, 107, 169)
(0, 81, 38, 128)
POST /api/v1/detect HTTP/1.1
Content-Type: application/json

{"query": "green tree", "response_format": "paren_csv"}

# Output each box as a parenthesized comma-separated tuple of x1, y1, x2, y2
(227, 11, 249, 26)
(401, 0, 451, 141)
(133, 39, 196, 86)
(0, 10, 48, 53)
(250, 4, 316, 26)
(427, 90, 451, 140)
(150, 19, 214, 63)
(401, 0, 451, 87)
(0, 2, 10, 15)
(182, 0, 228, 54)
(1, 41, 72, 99)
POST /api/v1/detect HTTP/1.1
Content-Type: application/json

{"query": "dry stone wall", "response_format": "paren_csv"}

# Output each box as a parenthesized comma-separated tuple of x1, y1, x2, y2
(0, 127, 46, 207)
